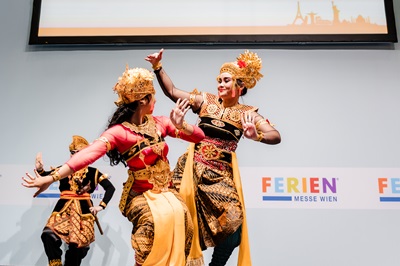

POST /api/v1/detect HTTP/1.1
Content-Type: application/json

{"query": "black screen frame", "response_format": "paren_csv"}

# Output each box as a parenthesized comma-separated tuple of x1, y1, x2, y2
(29, 0, 398, 46)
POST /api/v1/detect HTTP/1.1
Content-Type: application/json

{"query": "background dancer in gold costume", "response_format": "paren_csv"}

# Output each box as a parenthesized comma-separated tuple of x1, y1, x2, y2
(23, 66, 205, 266)
(146, 49, 281, 266)
(35, 135, 115, 266)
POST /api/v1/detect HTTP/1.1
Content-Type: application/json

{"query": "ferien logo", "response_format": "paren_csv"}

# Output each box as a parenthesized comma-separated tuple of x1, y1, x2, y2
(262, 177, 338, 202)
(378, 178, 400, 202)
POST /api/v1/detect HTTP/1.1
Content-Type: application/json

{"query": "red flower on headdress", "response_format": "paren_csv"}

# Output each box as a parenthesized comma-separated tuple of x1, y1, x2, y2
(237, 60, 246, 68)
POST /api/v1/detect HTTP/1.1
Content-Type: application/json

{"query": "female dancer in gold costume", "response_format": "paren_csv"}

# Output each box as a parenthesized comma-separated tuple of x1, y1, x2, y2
(146, 49, 281, 266)
(23, 66, 205, 266)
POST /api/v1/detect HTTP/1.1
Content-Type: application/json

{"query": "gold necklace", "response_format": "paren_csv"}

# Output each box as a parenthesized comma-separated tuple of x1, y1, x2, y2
(122, 115, 159, 140)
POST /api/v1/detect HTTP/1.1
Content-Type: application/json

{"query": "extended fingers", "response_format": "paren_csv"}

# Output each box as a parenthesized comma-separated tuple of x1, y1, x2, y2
(175, 98, 190, 114)
(21, 176, 34, 187)
(21, 177, 31, 187)
(25, 172, 36, 181)
(182, 105, 190, 115)
(178, 98, 189, 110)
(244, 112, 254, 124)
(241, 112, 250, 123)
(240, 113, 246, 124)
(145, 49, 164, 62)
(158, 48, 164, 59)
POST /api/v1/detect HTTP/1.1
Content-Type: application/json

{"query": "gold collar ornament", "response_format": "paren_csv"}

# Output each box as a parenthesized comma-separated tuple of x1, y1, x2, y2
(122, 115, 159, 140)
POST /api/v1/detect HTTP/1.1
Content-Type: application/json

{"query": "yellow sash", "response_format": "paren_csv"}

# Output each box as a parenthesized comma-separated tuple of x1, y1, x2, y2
(142, 190, 186, 266)
(180, 144, 204, 266)
(232, 152, 252, 266)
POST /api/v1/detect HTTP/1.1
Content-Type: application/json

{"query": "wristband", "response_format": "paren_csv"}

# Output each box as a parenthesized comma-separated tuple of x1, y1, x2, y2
(36, 168, 45, 174)
(50, 170, 61, 181)
(177, 121, 188, 131)
(99, 202, 107, 209)
(152, 62, 162, 71)
(256, 132, 264, 142)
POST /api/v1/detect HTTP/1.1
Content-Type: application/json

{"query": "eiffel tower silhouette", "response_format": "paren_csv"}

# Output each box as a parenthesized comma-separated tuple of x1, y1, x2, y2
(292, 1, 305, 25)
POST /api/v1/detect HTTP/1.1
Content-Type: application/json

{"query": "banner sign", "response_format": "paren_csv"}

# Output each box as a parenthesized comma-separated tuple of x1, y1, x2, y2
(240, 167, 400, 209)
(2, 165, 399, 209)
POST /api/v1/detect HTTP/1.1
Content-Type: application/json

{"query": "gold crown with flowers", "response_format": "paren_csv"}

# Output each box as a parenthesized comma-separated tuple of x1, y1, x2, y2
(69, 135, 89, 151)
(219, 50, 263, 89)
(113, 65, 155, 106)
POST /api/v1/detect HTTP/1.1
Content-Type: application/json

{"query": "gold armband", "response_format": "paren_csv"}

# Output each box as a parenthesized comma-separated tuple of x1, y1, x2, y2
(255, 119, 268, 130)
(177, 121, 188, 131)
(152, 62, 162, 71)
(256, 132, 264, 142)
(189, 88, 199, 106)
(50, 170, 61, 182)
(99, 201, 107, 209)
(98, 174, 108, 183)
(96, 137, 111, 151)
(189, 94, 196, 106)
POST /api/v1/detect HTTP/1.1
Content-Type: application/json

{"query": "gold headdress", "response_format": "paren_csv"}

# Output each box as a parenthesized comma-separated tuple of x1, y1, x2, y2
(113, 65, 155, 106)
(69, 135, 89, 151)
(219, 50, 263, 89)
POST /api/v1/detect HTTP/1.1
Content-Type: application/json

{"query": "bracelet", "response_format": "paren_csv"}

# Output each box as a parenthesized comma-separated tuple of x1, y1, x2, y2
(177, 121, 188, 131)
(99, 202, 107, 209)
(255, 119, 268, 130)
(256, 132, 264, 142)
(175, 129, 181, 139)
(152, 62, 162, 71)
(50, 170, 61, 182)
(189, 93, 196, 106)
(36, 168, 45, 174)
(189, 88, 199, 106)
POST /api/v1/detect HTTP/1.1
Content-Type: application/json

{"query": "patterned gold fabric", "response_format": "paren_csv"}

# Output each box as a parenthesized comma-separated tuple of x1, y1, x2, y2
(173, 142, 243, 248)
(173, 89, 258, 264)
(119, 159, 170, 214)
(49, 259, 62, 266)
(174, 142, 252, 266)
(198, 92, 258, 140)
(125, 189, 193, 265)
(46, 198, 95, 248)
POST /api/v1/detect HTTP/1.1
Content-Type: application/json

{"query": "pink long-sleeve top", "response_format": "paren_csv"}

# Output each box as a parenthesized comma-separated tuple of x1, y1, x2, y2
(65, 115, 205, 192)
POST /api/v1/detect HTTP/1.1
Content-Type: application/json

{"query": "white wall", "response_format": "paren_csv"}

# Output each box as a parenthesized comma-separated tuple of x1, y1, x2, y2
(1, 0, 400, 265)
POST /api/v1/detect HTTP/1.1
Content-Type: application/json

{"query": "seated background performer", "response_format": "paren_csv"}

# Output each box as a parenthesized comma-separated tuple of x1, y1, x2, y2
(23, 66, 205, 266)
(35, 135, 116, 266)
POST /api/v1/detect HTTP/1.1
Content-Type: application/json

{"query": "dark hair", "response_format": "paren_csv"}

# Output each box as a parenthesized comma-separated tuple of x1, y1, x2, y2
(105, 95, 151, 166)
(236, 79, 248, 96)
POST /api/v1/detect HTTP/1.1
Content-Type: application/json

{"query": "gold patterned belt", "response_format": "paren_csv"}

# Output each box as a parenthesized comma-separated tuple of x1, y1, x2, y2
(195, 142, 232, 163)
(119, 159, 172, 214)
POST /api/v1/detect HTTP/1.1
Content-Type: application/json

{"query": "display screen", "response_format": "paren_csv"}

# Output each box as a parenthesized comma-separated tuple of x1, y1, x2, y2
(29, 0, 398, 45)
